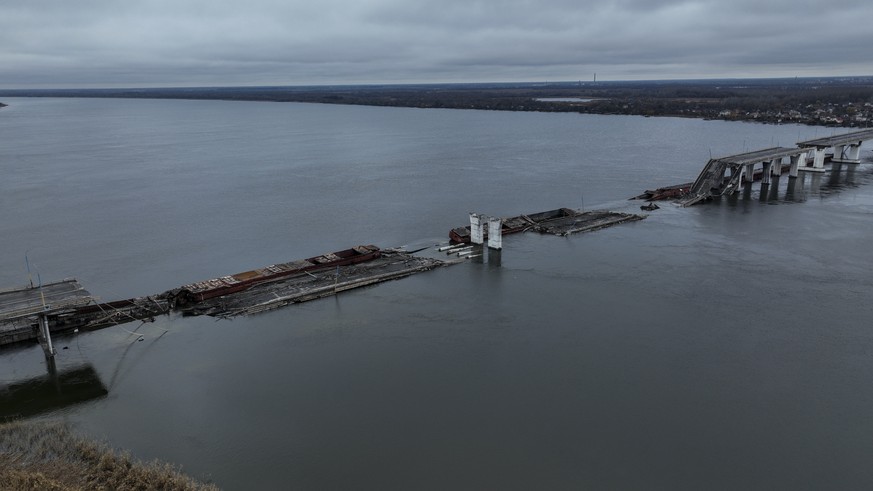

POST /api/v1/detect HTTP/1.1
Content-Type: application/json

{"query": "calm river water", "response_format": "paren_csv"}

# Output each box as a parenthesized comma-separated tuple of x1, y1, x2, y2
(2, 97, 873, 490)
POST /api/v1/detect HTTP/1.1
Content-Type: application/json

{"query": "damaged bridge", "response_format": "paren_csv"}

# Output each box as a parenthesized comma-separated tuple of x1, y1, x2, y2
(681, 147, 809, 206)
(1, 249, 446, 355)
(0, 279, 169, 351)
(680, 128, 873, 206)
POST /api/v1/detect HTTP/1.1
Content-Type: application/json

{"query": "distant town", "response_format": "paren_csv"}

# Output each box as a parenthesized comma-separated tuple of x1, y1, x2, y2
(2, 76, 872, 127)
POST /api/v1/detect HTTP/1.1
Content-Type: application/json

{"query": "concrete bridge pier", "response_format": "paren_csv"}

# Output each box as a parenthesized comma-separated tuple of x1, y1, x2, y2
(834, 144, 845, 162)
(728, 165, 740, 184)
(789, 153, 806, 177)
(772, 157, 783, 177)
(831, 142, 862, 164)
(806, 147, 828, 172)
(469, 213, 503, 250)
(848, 143, 862, 162)
(487, 217, 502, 250)
(37, 313, 56, 359)
(470, 213, 484, 245)
(743, 163, 756, 183)
(761, 160, 773, 184)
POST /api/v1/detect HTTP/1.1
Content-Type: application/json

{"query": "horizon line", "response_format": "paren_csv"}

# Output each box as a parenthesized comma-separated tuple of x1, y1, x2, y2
(2, 75, 873, 92)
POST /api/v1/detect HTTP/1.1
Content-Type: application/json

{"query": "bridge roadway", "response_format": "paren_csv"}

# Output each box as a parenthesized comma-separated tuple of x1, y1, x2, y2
(798, 128, 873, 166)
(0, 279, 92, 323)
(798, 128, 873, 148)
(708, 147, 805, 167)
(0, 279, 93, 348)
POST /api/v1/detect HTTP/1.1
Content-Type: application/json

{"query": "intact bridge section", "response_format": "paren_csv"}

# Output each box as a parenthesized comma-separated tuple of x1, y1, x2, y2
(798, 128, 873, 169)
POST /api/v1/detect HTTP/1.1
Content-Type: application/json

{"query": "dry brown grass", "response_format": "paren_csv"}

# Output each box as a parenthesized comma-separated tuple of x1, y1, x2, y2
(0, 420, 219, 491)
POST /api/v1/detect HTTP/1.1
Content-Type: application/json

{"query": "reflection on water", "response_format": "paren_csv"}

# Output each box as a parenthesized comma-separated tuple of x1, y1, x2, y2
(785, 175, 800, 201)
(807, 172, 823, 195)
(768, 178, 781, 201)
(487, 248, 502, 268)
(716, 164, 872, 205)
(0, 363, 107, 420)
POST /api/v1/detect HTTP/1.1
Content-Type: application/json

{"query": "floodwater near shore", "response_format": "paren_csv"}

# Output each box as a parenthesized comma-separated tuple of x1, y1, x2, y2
(2, 97, 873, 490)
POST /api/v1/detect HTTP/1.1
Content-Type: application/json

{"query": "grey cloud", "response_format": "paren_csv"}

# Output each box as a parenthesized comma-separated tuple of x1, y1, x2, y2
(1, 0, 871, 88)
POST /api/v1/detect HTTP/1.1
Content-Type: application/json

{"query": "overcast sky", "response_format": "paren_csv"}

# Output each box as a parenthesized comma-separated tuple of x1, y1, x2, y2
(2, 0, 871, 88)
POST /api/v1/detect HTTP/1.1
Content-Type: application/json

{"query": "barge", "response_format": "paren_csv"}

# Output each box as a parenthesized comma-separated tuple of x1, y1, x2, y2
(165, 245, 381, 306)
(178, 250, 446, 317)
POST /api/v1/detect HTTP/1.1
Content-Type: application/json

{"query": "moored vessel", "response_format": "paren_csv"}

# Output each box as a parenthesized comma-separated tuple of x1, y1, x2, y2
(165, 245, 381, 306)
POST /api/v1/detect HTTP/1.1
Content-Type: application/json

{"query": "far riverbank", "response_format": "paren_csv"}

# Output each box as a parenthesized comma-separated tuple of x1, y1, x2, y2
(1, 76, 872, 127)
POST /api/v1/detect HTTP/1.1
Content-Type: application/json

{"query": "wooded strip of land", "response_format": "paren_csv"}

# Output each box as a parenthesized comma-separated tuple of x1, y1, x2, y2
(2, 77, 872, 126)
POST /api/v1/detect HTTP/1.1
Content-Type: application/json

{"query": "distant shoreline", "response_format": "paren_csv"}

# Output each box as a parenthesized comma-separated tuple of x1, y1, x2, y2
(1, 77, 872, 127)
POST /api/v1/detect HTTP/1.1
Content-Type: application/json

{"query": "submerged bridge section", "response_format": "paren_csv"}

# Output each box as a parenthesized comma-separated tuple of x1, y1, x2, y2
(682, 129, 873, 206)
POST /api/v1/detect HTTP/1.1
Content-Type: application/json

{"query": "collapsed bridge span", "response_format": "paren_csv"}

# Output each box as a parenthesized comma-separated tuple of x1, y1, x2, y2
(681, 129, 873, 206)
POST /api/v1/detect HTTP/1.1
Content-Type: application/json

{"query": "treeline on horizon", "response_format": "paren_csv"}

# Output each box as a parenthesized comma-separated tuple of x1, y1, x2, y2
(2, 76, 873, 125)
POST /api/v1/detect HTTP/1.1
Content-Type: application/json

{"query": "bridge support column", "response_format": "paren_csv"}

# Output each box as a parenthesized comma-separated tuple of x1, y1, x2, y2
(832, 142, 862, 163)
(762, 160, 772, 184)
(38, 313, 56, 359)
(470, 213, 484, 245)
(771, 157, 783, 177)
(849, 144, 862, 162)
(743, 163, 755, 183)
(810, 147, 827, 171)
(834, 144, 846, 162)
(729, 165, 740, 182)
(487, 217, 502, 250)
(789, 153, 804, 177)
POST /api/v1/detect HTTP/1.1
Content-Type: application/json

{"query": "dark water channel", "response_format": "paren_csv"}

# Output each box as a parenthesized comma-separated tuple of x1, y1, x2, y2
(2, 98, 873, 489)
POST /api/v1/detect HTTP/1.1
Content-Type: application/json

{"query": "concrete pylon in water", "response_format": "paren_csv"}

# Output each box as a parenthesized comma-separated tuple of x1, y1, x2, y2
(470, 213, 484, 245)
(487, 217, 502, 250)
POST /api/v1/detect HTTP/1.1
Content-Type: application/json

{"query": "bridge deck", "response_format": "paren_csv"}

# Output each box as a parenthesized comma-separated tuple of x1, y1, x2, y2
(711, 147, 805, 167)
(798, 128, 873, 148)
(0, 279, 93, 323)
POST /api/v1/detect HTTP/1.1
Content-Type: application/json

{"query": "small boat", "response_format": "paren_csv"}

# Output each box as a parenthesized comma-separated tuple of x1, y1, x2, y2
(449, 208, 577, 244)
(640, 203, 660, 211)
(165, 245, 381, 306)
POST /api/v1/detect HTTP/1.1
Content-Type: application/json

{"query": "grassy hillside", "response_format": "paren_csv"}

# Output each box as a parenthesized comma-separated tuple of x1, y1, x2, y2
(0, 420, 218, 491)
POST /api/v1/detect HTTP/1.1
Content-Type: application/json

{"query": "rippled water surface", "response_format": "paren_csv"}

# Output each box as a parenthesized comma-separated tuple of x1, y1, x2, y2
(2, 98, 873, 490)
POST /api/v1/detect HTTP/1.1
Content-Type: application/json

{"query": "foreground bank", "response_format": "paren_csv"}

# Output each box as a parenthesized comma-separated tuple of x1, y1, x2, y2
(0, 420, 218, 490)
